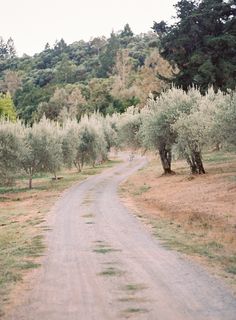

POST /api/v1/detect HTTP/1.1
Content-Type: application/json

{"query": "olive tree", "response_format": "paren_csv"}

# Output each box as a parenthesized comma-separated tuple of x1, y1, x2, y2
(74, 115, 108, 170)
(89, 114, 108, 162)
(62, 115, 109, 172)
(141, 88, 200, 174)
(212, 90, 236, 148)
(62, 120, 79, 169)
(197, 87, 227, 151)
(19, 117, 63, 188)
(101, 114, 118, 154)
(117, 106, 142, 151)
(0, 120, 22, 185)
(173, 111, 206, 174)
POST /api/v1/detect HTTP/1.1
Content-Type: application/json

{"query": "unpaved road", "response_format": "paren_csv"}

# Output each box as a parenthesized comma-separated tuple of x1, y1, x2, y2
(6, 156, 236, 320)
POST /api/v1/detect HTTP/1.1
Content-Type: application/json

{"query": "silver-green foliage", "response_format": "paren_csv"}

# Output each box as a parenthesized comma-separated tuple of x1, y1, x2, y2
(141, 88, 201, 173)
(0, 120, 21, 185)
(142, 88, 201, 149)
(102, 114, 118, 152)
(62, 115, 110, 172)
(117, 106, 142, 150)
(120, 87, 236, 174)
(19, 117, 63, 188)
(173, 111, 207, 174)
(1, 87, 235, 187)
(0, 115, 112, 187)
(62, 119, 79, 169)
(213, 90, 236, 147)
(76, 114, 108, 169)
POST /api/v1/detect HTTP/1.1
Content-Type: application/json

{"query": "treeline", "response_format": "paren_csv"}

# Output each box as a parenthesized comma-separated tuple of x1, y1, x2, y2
(1, 1, 235, 124)
(0, 114, 117, 188)
(1, 87, 235, 188)
(118, 87, 236, 175)
(0, 26, 171, 123)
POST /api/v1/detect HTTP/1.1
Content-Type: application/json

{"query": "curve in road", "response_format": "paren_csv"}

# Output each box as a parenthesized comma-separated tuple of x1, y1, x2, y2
(7, 155, 236, 320)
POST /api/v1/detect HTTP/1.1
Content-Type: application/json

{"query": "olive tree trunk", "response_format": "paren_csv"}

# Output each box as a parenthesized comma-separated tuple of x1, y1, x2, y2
(186, 151, 205, 174)
(29, 175, 33, 189)
(193, 151, 205, 174)
(158, 145, 175, 175)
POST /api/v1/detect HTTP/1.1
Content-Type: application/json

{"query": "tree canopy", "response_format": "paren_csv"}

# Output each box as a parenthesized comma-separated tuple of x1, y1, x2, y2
(0, 92, 16, 120)
(0, 26, 173, 123)
(152, 0, 236, 92)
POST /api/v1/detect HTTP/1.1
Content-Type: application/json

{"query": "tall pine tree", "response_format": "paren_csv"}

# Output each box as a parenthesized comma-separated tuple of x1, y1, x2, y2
(152, 0, 236, 92)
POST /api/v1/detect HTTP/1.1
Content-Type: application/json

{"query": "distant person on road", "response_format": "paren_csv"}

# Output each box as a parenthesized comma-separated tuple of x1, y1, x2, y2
(129, 152, 135, 162)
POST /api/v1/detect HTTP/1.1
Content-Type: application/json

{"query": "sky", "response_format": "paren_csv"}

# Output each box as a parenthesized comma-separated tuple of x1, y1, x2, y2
(0, 0, 178, 56)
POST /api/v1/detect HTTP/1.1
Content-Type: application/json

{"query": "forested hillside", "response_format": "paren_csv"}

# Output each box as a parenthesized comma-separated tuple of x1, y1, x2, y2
(1, 1, 235, 124)
(0, 25, 172, 123)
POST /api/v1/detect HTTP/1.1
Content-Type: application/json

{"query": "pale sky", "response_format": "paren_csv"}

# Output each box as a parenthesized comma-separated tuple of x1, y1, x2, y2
(0, 0, 178, 56)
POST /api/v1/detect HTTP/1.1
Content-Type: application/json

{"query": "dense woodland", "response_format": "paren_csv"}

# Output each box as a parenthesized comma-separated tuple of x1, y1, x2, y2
(0, 25, 172, 123)
(0, 0, 236, 187)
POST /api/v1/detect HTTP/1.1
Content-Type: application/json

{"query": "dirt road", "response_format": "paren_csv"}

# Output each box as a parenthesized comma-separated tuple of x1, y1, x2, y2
(7, 155, 236, 320)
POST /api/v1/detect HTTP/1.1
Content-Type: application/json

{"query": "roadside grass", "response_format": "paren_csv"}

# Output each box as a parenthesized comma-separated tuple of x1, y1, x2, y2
(203, 150, 236, 164)
(132, 184, 151, 196)
(0, 159, 119, 316)
(120, 151, 236, 293)
(151, 218, 235, 268)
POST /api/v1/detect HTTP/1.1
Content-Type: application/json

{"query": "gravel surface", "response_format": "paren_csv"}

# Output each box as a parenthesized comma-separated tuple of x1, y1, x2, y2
(7, 155, 236, 320)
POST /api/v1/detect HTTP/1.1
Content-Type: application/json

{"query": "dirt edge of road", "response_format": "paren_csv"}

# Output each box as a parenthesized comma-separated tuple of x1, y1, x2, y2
(120, 152, 236, 295)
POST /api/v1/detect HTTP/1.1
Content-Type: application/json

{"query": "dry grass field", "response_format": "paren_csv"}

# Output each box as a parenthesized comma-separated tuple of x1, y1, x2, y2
(121, 151, 236, 293)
